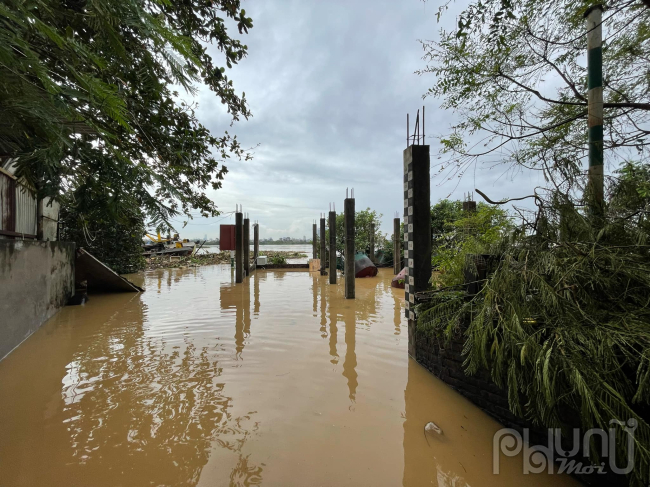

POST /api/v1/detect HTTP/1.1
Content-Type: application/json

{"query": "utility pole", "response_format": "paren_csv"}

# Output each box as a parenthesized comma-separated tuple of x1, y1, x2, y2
(585, 4, 604, 214)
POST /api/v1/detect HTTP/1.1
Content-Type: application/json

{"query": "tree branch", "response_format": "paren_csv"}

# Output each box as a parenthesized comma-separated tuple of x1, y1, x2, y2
(603, 102, 650, 110)
(475, 188, 541, 206)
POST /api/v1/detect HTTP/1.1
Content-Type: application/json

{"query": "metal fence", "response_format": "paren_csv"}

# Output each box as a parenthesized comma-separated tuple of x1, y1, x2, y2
(0, 170, 37, 239)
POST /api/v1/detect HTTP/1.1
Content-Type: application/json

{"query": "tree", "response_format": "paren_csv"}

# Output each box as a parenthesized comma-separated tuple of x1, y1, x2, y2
(418, 167, 650, 484)
(0, 0, 254, 229)
(418, 0, 650, 197)
(418, 1, 650, 482)
(327, 208, 388, 257)
(430, 199, 463, 246)
(430, 201, 512, 286)
(59, 198, 146, 275)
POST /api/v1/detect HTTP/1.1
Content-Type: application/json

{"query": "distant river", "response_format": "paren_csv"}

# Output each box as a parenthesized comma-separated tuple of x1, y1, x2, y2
(199, 244, 312, 263)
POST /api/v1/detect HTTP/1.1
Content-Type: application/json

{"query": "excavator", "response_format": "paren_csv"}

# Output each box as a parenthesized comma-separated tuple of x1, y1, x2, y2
(143, 232, 196, 256)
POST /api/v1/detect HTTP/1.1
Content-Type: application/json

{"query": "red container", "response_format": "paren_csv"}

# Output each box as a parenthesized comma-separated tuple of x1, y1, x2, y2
(219, 224, 236, 251)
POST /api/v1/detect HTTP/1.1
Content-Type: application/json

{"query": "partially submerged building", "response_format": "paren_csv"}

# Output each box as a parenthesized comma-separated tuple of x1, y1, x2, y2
(0, 160, 73, 360)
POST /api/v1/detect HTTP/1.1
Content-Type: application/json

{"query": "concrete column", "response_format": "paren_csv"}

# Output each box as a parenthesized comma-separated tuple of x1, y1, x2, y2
(243, 217, 250, 276)
(393, 217, 401, 274)
(235, 211, 243, 283)
(462, 201, 476, 213)
(253, 223, 259, 263)
(329, 210, 336, 284)
(344, 197, 355, 299)
(320, 216, 326, 276)
(313, 223, 317, 260)
(404, 145, 430, 357)
(369, 223, 375, 263)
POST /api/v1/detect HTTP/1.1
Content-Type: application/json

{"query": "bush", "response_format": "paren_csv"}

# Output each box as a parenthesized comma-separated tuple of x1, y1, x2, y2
(269, 255, 287, 265)
(418, 163, 650, 484)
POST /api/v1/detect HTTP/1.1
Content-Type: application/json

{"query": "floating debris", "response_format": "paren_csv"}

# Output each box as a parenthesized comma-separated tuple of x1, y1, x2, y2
(425, 421, 443, 435)
(145, 250, 307, 271)
(424, 421, 443, 447)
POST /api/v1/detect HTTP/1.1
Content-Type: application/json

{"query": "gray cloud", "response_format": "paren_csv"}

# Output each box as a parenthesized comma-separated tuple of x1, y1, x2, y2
(180, 0, 542, 240)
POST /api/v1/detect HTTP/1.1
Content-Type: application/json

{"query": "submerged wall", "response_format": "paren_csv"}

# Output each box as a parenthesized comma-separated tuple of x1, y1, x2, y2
(412, 325, 627, 486)
(413, 330, 532, 433)
(0, 240, 74, 360)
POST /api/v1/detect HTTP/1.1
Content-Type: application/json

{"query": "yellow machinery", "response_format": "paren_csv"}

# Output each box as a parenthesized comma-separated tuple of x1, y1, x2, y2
(145, 233, 191, 249)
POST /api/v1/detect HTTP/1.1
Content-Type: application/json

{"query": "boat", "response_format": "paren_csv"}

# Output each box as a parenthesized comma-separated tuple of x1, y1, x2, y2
(391, 267, 407, 289)
(354, 252, 378, 278)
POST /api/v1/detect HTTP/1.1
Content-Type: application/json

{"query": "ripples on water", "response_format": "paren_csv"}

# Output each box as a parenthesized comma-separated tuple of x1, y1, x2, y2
(0, 266, 579, 487)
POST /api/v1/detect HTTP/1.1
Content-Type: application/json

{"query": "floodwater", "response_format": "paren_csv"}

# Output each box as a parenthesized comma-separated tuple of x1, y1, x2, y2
(0, 266, 580, 487)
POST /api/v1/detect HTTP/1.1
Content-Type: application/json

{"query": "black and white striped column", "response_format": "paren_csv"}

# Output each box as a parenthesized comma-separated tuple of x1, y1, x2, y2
(403, 145, 431, 357)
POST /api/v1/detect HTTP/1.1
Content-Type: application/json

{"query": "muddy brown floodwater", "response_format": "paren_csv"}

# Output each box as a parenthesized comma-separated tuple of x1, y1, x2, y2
(0, 267, 580, 487)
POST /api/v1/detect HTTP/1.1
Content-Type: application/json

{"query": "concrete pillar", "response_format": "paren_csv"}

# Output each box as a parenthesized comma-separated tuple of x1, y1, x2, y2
(313, 223, 317, 260)
(404, 145, 430, 357)
(235, 211, 243, 283)
(253, 223, 259, 263)
(344, 197, 355, 299)
(393, 217, 401, 274)
(243, 216, 250, 276)
(329, 210, 336, 284)
(320, 216, 327, 276)
(462, 201, 476, 213)
(369, 222, 375, 263)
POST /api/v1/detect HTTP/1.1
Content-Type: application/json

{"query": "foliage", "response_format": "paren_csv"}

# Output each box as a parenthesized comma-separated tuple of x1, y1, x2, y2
(419, 0, 650, 193)
(431, 199, 463, 246)
(0, 0, 253, 230)
(417, 165, 650, 484)
(269, 255, 287, 265)
(327, 208, 388, 257)
(431, 202, 513, 287)
(59, 193, 146, 275)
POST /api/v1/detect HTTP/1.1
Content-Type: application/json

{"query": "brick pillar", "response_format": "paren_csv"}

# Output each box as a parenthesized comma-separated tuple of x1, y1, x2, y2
(403, 145, 430, 357)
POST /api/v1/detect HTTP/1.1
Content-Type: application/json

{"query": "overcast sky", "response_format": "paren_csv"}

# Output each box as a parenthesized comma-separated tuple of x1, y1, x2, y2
(178, 0, 544, 240)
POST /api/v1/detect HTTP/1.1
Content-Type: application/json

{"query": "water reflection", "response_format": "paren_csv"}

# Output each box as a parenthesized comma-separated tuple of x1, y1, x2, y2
(328, 299, 339, 365)
(253, 271, 261, 316)
(221, 277, 251, 360)
(319, 275, 327, 338)
(342, 309, 357, 403)
(393, 291, 402, 336)
(312, 273, 318, 315)
(58, 288, 262, 486)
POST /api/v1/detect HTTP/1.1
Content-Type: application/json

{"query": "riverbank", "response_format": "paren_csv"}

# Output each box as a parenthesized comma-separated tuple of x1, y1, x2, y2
(146, 250, 308, 270)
